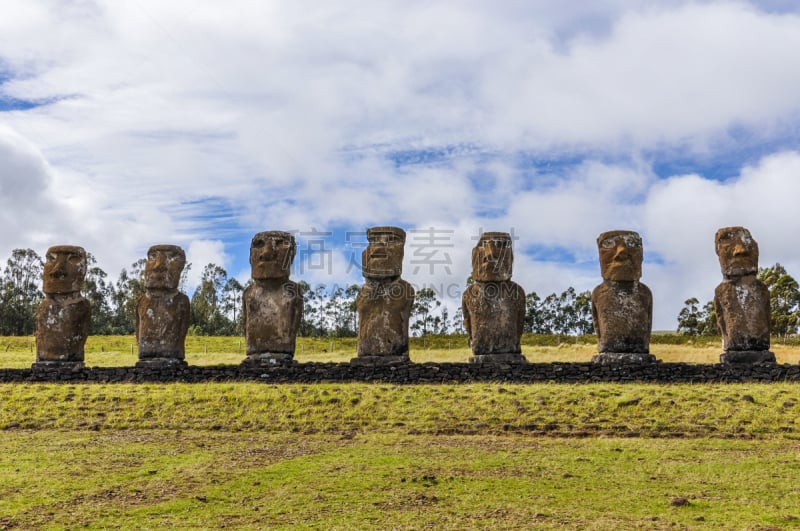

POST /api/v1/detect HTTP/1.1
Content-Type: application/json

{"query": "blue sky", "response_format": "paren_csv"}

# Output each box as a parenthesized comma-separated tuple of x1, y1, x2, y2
(2, 0, 800, 329)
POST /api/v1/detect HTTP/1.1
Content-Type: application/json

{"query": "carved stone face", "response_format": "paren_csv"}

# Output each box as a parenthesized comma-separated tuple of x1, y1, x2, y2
(472, 232, 513, 282)
(715, 226, 758, 278)
(145, 245, 186, 290)
(43, 245, 87, 295)
(250, 231, 295, 280)
(597, 230, 643, 282)
(362, 226, 405, 279)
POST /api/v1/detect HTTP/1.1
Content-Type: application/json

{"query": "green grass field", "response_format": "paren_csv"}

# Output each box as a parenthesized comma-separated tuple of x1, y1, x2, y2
(1, 333, 799, 367)
(2, 336, 800, 528)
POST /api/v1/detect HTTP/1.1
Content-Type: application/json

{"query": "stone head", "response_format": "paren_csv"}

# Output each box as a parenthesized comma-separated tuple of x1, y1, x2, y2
(597, 230, 643, 282)
(250, 231, 296, 280)
(472, 232, 513, 282)
(362, 226, 405, 279)
(43, 245, 87, 295)
(715, 226, 758, 278)
(144, 244, 186, 290)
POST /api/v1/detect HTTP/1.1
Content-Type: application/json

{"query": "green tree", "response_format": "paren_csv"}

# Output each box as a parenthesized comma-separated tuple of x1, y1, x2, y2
(107, 258, 146, 334)
(451, 306, 465, 334)
(190, 263, 233, 335)
(82, 253, 113, 334)
(0, 249, 44, 335)
(758, 263, 800, 338)
(524, 291, 547, 333)
(411, 287, 441, 336)
(299, 282, 330, 337)
(221, 277, 245, 335)
(526, 288, 593, 336)
(326, 284, 359, 337)
(676, 297, 717, 336)
(677, 297, 703, 336)
(573, 290, 594, 335)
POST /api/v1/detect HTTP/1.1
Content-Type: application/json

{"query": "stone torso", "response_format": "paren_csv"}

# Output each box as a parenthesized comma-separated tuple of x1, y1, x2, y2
(136, 290, 190, 358)
(357, 278, 414, 357)
(244, 280, 302, 355)
(591, 281, 652, 353)
(462, 281, 525, 355)
(35, 296, 90, 362)
(714, 276, 770, 351)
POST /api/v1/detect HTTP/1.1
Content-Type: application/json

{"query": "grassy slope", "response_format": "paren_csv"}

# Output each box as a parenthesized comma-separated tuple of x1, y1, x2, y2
(1, 334, 799, 367)
(2, 336, 800, 529)
(3, 432, 799, 529)
(2, 382, 800, 528)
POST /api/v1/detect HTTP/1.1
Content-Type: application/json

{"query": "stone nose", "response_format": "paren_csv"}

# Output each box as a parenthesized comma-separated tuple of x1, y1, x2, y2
(259, 241, 277, 259)
(50, 255, 68, 277)
(152, 254, 167, 270)
(732, 240, 749, 256)
(613, 242, 631, 260)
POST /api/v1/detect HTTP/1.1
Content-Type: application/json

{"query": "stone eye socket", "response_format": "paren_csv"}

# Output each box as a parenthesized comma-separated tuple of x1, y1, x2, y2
(68, 254, 82, 265)
(252, 239, 265, 248)
(47, 253, 58, 262)
(600, 239, 616, 249)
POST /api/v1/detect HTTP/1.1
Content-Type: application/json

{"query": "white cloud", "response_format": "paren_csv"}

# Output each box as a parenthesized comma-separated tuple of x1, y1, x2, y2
(185, 239, 230, 289)
(643, 151, 800, 328)
(2, 1, 800, 334)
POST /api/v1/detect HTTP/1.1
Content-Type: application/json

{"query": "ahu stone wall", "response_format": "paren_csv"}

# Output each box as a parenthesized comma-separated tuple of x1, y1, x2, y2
(4, 361, 799, 384)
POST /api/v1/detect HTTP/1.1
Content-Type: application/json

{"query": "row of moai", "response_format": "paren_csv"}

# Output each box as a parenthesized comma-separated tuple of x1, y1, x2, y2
(32, 225, 775, 369)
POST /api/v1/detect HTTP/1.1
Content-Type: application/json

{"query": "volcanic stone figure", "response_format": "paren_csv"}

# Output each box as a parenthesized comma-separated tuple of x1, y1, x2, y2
(591, 230, 656, 364)
(714, 227, 775, 363)
(242, 231, 302, 365)
(34, 245, 90, 368)
(463, 232, 526, 364)
(135, 245, 190, 367)
(352, 226, 414, 365)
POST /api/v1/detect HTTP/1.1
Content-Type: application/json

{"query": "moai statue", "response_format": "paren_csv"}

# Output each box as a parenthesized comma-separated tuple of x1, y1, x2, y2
(135, 245, 190, 368)
(591, 230, 657, 364)
(242, 231, 303, 366)
(352, 226, 414, 365)
(463, 232, 526, 364)
(714, 227, 775, 364)
(33, 245, 90, 369)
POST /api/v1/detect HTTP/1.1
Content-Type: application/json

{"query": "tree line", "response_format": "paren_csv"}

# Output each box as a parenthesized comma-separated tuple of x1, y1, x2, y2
(0, 248, 594, 337)
(676, 263, 800, 338)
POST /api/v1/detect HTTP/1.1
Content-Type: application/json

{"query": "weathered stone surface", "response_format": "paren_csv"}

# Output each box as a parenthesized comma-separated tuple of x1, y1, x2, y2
(591, 231, 654, 363)
(714, 227, 773, 363)
(353, 227, 414, 365)
(243, 231, 302, 366)
(34, 245, 90, 368)
(714, 279, 771, 351)
(592, 352, 658, 365)
(135, 245, 190, 367)
(7, 361, 800, 384)
(463, 232, 526, 364)
(719, 350, 776, 364)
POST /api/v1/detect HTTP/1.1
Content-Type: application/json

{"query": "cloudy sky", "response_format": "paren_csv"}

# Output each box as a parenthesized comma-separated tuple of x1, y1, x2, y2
(2, 0, 800, 329)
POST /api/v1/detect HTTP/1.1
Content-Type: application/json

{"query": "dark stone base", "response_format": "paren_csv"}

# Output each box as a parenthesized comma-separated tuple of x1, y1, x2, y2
(7, 361, 800, 384)
(469, 353, 528, 365)
(719, 350, 776, 364)
(135, 358, 187, 368)
(31, 361, 84, 371)
(350, 354, 410, 366)
(241, 353, 295, 367)
(592, 352, 658, 365)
